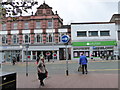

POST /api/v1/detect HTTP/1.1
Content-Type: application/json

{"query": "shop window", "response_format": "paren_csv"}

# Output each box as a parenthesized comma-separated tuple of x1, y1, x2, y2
(73, 51, 79, 58)
(77, 31, 87, 37)
(88, 31, 98, 36)
(100, 31, 110, 36)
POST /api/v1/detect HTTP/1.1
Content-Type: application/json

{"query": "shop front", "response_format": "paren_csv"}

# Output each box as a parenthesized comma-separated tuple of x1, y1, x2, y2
(72, 41, 117, 60)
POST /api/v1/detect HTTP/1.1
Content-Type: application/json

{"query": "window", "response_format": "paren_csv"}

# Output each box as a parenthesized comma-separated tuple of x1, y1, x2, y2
(2, 24, 6, 30)
(13, 23, 18, 29)
(46, 33, 54, 42)
(118, 31, 120, 40)
(38, 10, 43, 14)
(12, 35, 19, 44)
(35, 34, 43, 43)
(100, 31, 110, 36)
(48, 21, 52, 28)
(24, 22, 29, 29)
(24, 34, 30, 43)
(46, 10, 50, 14)
(88, 31, 98, 36)
(77, 31, 87, 37)
(2, 35, 7, 44)
(36, 21, 41, 28)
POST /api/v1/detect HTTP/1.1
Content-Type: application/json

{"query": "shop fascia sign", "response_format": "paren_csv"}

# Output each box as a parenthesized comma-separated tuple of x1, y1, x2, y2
(72, 41, 117, 46)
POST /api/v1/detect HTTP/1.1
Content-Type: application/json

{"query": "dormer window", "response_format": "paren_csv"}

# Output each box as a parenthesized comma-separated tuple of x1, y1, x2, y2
(46, 10, 50, 14)
(38, 10, 43, 15)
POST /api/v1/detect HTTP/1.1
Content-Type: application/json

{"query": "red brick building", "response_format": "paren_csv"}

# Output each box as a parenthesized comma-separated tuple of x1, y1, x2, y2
(0, 2, 71, 62)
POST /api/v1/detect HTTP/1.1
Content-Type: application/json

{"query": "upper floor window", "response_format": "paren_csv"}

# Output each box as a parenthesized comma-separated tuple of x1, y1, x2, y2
(88, 31, 98, 36)
(77, 31, 87, 37)
(24, 22, 29, 29)
(35, 34, 43, 43)
(2, 35, 7, 44)
(46, 33, 54, 42)
(100, 31, 110, 36)
(118, 31, 120, 40)
(2, 24, 6, 30)
(13, 23, 18, 29)
(36, 21, 41, 28)
(46, 10, 51, 14)
(23, 34, 30, 43)
(12, 34, 19, 44)
(48, 21, 52, 28)
(38, 10, 43, 14)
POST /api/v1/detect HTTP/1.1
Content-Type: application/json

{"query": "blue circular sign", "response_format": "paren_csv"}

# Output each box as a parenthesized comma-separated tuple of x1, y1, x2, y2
(61, 35, 70, 43)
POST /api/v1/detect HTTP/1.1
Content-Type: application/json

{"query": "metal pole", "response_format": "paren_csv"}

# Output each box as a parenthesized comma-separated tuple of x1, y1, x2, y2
(52, 17, 54, 62)
(26, 44, 29, 76)
(66, 44, 69, 76)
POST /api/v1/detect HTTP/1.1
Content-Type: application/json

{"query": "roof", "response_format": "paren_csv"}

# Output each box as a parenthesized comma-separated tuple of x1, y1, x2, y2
(110, 14, 120, 22)
(60, 25, 71, 29)
(37, 2, 52, 9)
(71, 22, 115, 25)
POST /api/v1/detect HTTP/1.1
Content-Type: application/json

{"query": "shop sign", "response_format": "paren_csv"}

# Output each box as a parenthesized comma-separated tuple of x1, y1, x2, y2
(72, 41, 117, 46)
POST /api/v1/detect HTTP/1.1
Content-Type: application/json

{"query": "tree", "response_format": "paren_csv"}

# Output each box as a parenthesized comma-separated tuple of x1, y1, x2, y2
(1, 0, 38, 17)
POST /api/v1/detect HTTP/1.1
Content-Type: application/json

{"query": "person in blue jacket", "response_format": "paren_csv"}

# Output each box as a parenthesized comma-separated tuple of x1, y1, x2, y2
(79, 53, 88, 74)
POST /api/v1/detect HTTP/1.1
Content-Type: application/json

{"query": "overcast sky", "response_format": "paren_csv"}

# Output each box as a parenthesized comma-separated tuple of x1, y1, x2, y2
(35, 0, 119, 24)
(2, 0, 120, 24)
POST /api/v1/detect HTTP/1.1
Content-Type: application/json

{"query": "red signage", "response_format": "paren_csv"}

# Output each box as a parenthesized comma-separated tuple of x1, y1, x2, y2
(46, 52, 51, 56)
(53, 53, 57, 57)
(28, 56, 30, 58)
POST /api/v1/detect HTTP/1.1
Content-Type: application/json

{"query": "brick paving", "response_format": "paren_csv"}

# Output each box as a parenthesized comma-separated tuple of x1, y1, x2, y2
(17, 73, 118, 88)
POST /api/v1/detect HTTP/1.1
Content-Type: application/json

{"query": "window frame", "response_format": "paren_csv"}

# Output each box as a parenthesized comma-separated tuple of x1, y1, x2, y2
(100, 31, 110, 36)
(77, 31, 87, 37)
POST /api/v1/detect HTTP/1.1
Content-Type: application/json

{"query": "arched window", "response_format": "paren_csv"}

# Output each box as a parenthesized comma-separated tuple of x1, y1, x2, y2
(2, 35, 7, 44)
(24, 34, 30, 43)
(12, 35, 18, 44)
(47, 33, 53, 42)
(36, 34, 42, 43)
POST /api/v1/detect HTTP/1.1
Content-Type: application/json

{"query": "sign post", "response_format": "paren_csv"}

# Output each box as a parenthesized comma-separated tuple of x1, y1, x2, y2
(61, 35, 70, 76)
(26, 44, 29, 76)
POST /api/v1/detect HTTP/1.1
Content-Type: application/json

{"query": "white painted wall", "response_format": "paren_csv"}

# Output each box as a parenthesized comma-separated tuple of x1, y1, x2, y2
(71, 23, 116, 42)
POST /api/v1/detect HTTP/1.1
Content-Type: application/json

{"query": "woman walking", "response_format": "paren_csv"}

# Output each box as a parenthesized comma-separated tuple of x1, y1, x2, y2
(37, 56, 48, 87)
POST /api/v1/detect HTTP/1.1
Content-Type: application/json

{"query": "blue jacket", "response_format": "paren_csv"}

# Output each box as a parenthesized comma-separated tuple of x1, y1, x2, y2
(79, 55, 88, 65)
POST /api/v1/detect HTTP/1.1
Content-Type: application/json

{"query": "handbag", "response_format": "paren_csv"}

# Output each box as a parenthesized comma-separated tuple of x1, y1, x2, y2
(78, 65, 82, 72)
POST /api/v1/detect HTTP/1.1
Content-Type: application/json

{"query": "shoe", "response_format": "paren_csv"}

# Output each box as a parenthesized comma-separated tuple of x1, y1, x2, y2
(86, 71, 88, 74)
(41, 82, 44, 86)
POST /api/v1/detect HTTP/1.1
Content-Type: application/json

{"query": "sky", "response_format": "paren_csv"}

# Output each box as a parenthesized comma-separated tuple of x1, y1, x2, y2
(2, 0, 120, 24)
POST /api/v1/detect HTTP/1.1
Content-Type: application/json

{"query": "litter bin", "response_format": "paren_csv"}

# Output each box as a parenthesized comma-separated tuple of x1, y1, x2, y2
(0, 72, 16, 90)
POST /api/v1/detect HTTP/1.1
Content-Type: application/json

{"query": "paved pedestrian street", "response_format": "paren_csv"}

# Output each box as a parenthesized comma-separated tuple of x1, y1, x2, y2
(1, 60, 120, 88)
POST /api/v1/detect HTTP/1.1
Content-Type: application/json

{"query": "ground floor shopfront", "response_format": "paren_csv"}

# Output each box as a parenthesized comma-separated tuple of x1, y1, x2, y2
(1, 45, 71, 62)
(71, 41, 119, 60)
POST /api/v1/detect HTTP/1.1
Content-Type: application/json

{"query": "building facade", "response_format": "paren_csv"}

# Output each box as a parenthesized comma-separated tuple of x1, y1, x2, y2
(0, 2, 71, 62)
(71, 22, 119, 60)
